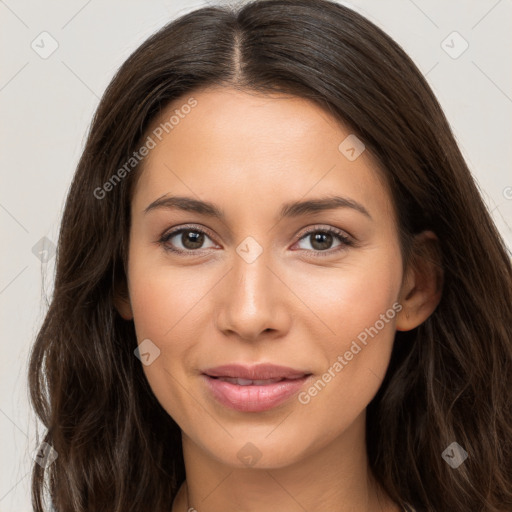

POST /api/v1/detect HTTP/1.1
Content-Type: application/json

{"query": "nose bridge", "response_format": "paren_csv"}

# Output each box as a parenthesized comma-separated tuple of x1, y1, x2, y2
(232, 236, 275, 312)
(216, 234, 287, 339)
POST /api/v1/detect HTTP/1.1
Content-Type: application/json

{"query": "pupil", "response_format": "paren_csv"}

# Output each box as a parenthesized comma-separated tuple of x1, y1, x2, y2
(183, 230, 204, 249)
(311, 232, 332, 250)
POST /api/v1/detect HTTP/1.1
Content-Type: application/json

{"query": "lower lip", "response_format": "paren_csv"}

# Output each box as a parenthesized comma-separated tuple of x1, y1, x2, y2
(202, 374, 311, 412)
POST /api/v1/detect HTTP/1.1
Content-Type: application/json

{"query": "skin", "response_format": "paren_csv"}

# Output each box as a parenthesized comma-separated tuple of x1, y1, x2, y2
(115, 87, 443, 512)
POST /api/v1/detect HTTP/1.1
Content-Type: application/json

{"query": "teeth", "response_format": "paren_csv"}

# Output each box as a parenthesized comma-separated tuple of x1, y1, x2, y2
(217, 377, 284, 385)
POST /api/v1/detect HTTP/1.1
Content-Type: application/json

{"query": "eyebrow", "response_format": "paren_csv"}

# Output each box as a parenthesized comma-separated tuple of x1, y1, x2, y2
(143, 194, 372, 220)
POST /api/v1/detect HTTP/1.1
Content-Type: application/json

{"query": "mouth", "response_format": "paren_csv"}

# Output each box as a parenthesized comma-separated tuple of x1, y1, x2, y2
(201, 364, 313, 412)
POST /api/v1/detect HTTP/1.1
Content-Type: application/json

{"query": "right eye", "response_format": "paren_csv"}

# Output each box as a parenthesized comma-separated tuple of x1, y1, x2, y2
(158, 225, 218, 254)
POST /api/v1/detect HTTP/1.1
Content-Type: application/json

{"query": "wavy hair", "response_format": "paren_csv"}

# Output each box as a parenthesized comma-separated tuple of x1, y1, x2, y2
(28, 0, 512, 510)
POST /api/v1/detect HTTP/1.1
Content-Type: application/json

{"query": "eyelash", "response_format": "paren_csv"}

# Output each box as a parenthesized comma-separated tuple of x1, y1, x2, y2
(157, 224, 355, 258)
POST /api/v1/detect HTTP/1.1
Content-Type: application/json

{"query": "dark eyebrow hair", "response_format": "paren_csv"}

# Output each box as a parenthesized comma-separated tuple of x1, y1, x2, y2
(144, 194, 372, 220)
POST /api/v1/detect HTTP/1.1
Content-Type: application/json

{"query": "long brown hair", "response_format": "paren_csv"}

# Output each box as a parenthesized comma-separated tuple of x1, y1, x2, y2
(28, 0, 512, 510)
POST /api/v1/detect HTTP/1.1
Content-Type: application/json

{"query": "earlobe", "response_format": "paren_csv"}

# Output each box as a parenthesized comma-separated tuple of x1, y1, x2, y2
(114, 295, 134, 320)
(396, 230, 444, 332)
(395, 267, 416, 331)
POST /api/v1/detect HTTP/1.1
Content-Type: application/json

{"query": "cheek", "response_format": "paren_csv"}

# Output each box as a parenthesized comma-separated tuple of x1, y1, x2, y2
(129, 273, 178, 340)
(127, 257, 206, 424)
(292, 246, 402, 408)
(293, 241, 402, 342)
(128, 249, 207, 343)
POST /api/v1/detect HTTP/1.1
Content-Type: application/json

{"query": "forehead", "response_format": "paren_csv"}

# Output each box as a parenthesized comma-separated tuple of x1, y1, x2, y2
(132, 87, 394, 223)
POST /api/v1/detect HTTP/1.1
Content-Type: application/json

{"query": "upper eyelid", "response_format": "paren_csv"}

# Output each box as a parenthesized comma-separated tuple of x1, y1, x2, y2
(294, 224, 352, 241)
(162, 224, 218, 243)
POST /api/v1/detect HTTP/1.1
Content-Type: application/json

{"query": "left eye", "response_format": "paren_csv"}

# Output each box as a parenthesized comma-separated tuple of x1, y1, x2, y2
(293, 227, 353, 255)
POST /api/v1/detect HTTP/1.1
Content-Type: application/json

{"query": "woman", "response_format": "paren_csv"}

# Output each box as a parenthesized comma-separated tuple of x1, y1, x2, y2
(28, 0, 512, 511)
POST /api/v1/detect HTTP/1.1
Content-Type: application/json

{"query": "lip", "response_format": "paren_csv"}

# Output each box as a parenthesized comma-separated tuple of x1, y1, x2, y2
(202, 363, 312, 412)
(202, 363, 310, 380)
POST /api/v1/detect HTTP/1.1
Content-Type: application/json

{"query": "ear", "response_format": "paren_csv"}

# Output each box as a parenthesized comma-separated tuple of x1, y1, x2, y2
(396, 230, 444, 331)
(113, 277, 133, 321)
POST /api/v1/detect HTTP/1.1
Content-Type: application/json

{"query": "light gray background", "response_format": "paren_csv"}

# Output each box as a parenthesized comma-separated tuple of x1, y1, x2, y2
(1, 1, 511, 510)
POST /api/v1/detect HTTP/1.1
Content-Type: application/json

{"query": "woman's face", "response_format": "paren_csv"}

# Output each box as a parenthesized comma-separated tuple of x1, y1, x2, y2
(120, 86, 408, 468)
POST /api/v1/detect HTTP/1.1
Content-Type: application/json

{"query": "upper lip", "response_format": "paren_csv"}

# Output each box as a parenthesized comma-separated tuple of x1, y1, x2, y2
(203, 364, 311, 380)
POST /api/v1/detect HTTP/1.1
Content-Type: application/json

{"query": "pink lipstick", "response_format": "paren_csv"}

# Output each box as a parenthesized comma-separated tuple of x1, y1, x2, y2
(202, 363, 312, 412)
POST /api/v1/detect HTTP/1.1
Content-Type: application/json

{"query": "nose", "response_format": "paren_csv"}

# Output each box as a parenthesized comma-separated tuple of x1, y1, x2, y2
(215, 245, 291, 342)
